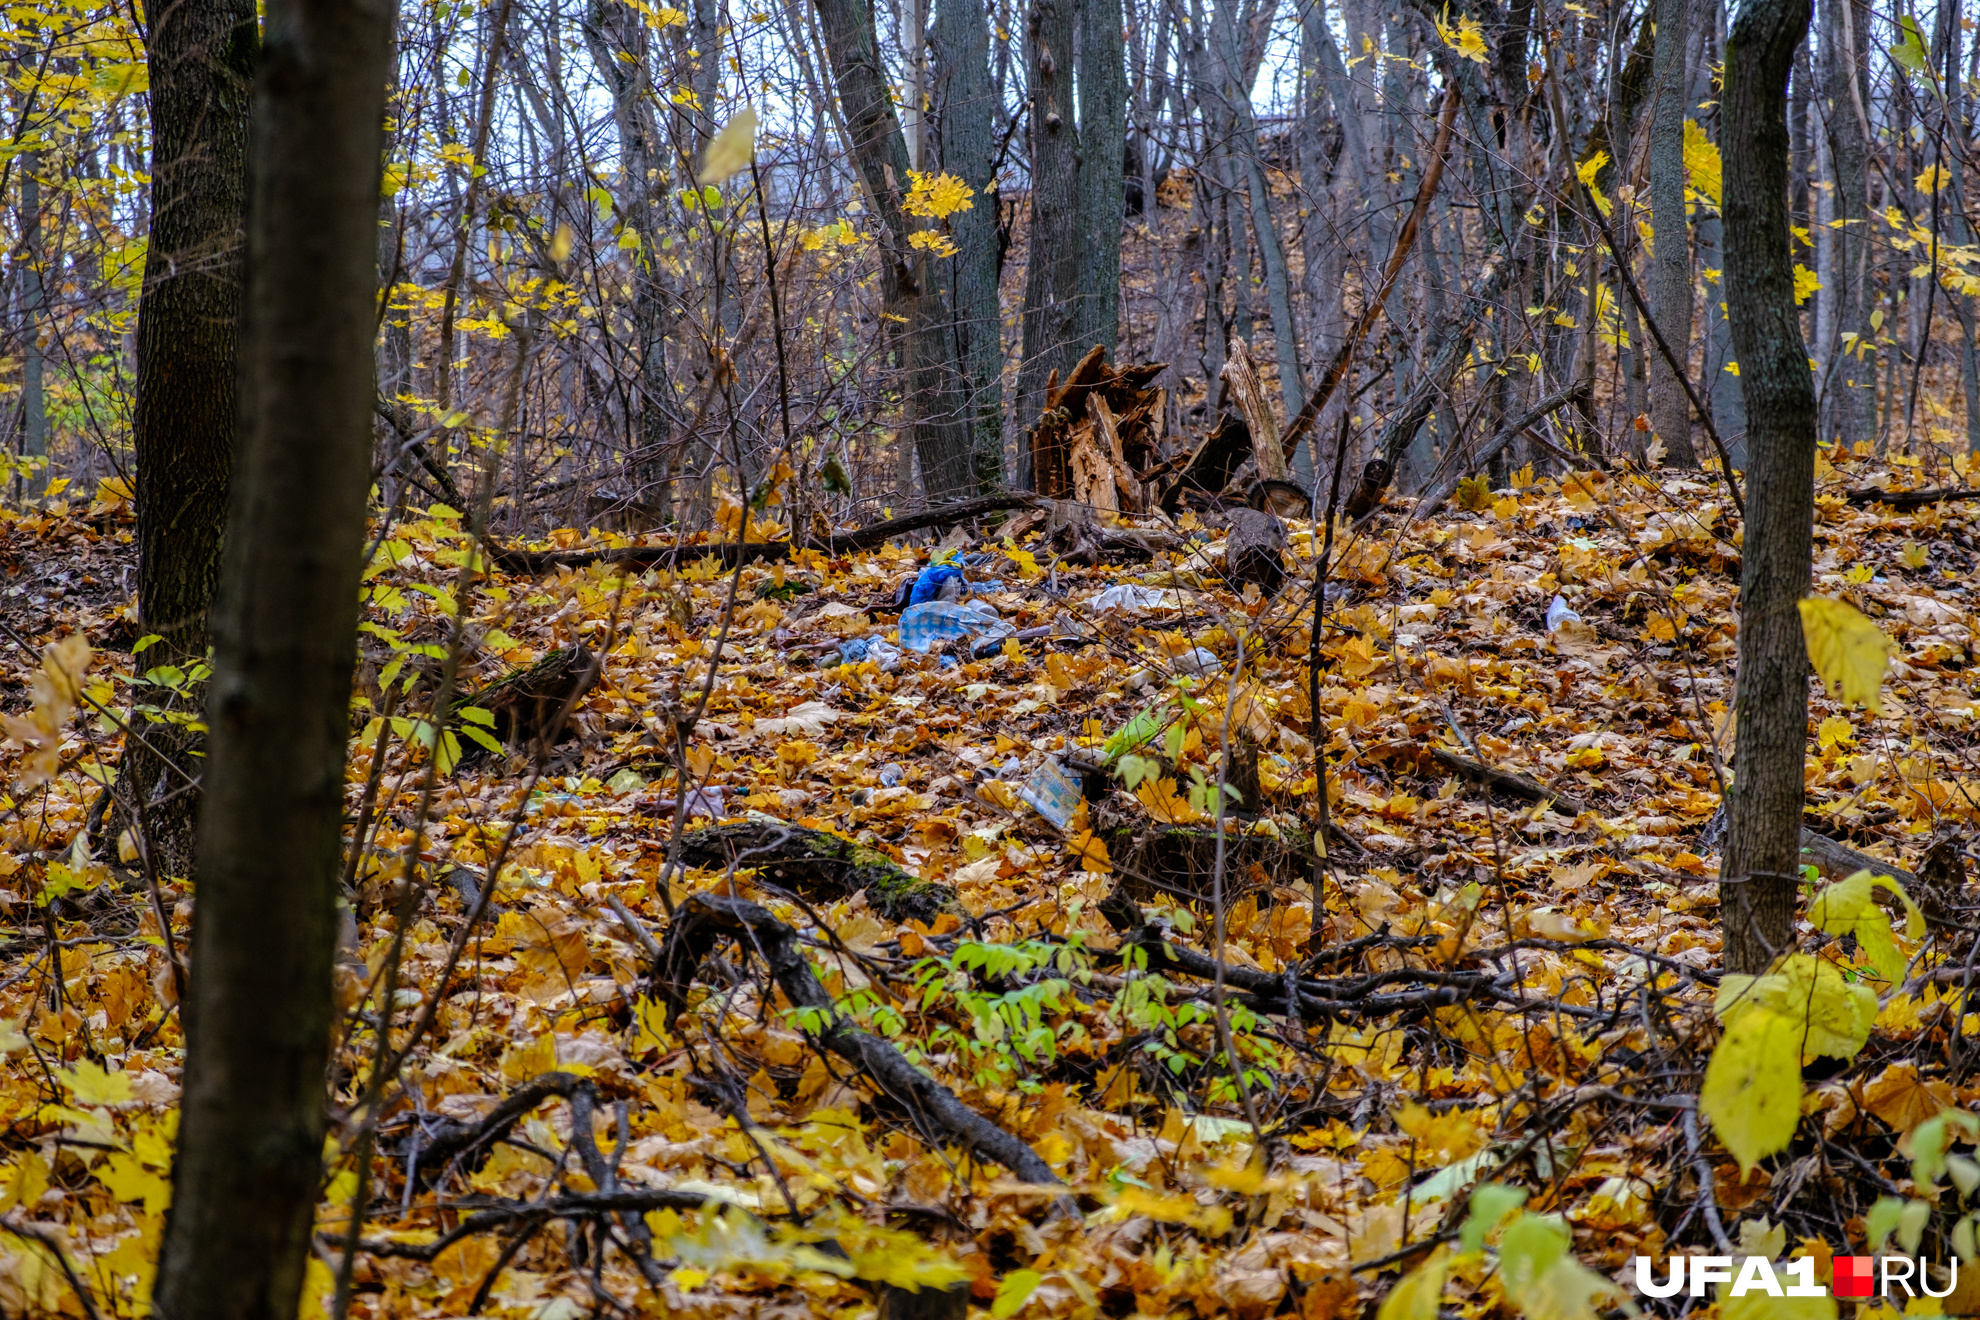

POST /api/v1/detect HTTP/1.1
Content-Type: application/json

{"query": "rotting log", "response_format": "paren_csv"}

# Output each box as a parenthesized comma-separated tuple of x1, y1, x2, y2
(672, 821, 957, 923)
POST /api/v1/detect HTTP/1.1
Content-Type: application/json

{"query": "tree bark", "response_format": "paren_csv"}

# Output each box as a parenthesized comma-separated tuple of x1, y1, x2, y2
(1209, 0, 1302, 421)
(1018, 0, 1082, 434)
(930, 0, 1006, 489)
(811, 0, 974, 498)
(1647, 0, 1699, 466)
(582, 0, 680, 519)
(151, 1, 392, 1316)
(1818, 0, 1872, 447)
(19, 154, 45, 497)
(1717, 0, 1814, 975)
(1074, 0, 1125, 358)
(124, 0, 258, 877)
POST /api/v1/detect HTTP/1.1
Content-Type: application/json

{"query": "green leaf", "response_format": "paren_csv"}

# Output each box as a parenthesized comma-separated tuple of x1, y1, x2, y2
(1701, 1005, 1803, 1175)
(1498, 1213, 1616, 1320)
(1890, 13, 1930, 77)
(1460, 1182, 1527, 1252)
(1114, 753, 1160, 790)
(991, 1269, 1041, 1319)
(459, 724, 505, 755)
(458, 704, 497, 727)
(1103, 704, 1170, 761)
(132, 634, 163, 654)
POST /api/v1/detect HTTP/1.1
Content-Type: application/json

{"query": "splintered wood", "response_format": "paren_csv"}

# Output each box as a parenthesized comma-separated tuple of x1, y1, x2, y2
(1028, 345, 1169, 512)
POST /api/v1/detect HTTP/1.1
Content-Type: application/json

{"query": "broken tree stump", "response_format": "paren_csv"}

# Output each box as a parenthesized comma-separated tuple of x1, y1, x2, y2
(454, 646, 599, 756)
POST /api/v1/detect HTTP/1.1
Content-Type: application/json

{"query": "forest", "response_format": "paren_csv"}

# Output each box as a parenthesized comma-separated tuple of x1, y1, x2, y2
(1, 0, 1980, 1313)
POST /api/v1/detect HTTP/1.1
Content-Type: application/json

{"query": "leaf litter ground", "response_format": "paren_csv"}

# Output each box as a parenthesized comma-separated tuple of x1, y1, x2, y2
(2, 454, 1980, 1318)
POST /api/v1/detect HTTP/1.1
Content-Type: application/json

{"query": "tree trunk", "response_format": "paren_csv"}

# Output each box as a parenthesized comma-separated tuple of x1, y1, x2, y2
(812, 0, 974, 499)
(1075, 0, 1125, 357)
(124, 0, 258, 878)
(1209, 0, 1302, 421)
(1819, 0, 1872, 448)
(582, 0, 679, 520)
(19, 154, 45, 497)
(931, 0, 1006, 489)
(1647, 0, 1699, 466)
(152, 0, 391, 1315)
(1018, 0, 1082, 434)
(1717, 0, 1814, 975)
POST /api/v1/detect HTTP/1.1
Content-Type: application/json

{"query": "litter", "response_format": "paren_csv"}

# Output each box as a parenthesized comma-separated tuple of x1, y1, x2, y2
(1545, 595, 1582, 633)
(1126, 647, 1220, 689)
(653, 786, 725, 819)
(1018, 758, 1083, 830)
(1089, 584, 1180, 614)
(910, 564, 969, 603)
(878, 763, 904, 787)
(898, 599, 1016, 654)
(835, 634, 903, 671)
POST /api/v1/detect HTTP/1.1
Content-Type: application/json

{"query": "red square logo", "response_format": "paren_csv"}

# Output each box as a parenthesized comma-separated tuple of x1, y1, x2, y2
(1832, 1256, 1876, 1299)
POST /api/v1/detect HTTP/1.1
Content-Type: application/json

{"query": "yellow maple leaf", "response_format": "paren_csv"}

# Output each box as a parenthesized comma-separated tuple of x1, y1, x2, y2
(903, 170, 974, 219)
(1433, 6, 1488, 63)
(1798, 595, 1895, 713)
(1378, 1246, 1450, 1320)
(1682, 119, 1722, 207)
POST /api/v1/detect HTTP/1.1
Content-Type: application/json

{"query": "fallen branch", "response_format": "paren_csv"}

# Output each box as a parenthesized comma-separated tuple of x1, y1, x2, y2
(1843, 486, 1980, 509)
(490, 493, 1044, 574)
(1425, 746, 1588, 817)
(340, 1188, 723, 1263)
(1413, 388, 1583, 517)
(654, 893, 1066, 1191)
(399, 1070, 592, 1189)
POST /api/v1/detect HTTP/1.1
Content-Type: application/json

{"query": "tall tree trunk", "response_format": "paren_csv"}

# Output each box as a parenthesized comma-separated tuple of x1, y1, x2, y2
(583, 0, 679, 520)
(1717, 0, 1815, 975)
(152, 0, 391, 1315)
(19, 154, 45, 497)
(1819, 0, 1872, 447)
(123, 0, 257, 877)
(1019, 0, 1081, 434)
(1209, 0, 1302, 420)
(1647, 0, 1699, 466)
(812, 0, 974, 497)
(1075, 0, 1125, 357)
(931, 0, 1006, 488)
(1692, 0, 1744, 460)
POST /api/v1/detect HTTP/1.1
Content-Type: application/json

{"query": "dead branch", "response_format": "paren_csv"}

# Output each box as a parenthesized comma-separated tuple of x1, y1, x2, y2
(653, 893, 1066, 1189)
(341, 1188, 723, 1263)
(1844, 486, 1980, 509)
(1424, 746, 1588, 816)
(490, 493, 1045, 574)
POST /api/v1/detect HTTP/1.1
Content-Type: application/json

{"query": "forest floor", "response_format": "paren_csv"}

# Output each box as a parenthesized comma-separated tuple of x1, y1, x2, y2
(1, 449, 1979, 1319)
